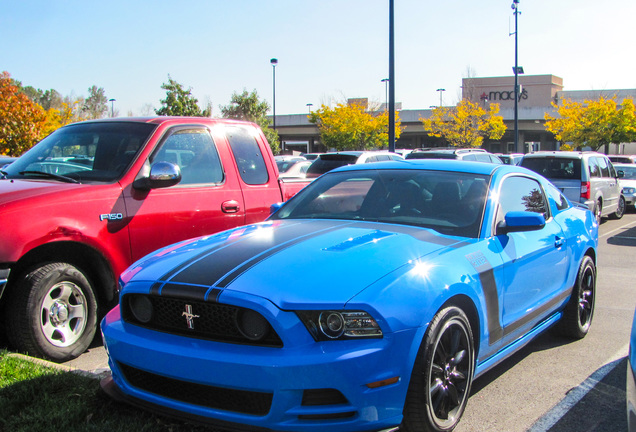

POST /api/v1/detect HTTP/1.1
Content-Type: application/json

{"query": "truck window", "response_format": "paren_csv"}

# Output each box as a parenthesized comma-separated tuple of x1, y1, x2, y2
(152, 128, 224, 185)
(226, 126, 269, 185)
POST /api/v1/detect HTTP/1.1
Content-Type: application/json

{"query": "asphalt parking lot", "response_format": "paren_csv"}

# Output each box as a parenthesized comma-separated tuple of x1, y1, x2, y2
(3, 212, 636, 432)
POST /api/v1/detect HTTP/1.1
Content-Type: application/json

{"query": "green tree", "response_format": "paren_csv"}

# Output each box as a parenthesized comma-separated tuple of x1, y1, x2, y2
(82, 85, 108, 119)
(220, 89, 280, 154)
(545, 96, 636, 152)
(421, 99, 506, 148)
(308, 101, 402, 151)
(0, 71, 46, 156)
(156, 76, 211, 117)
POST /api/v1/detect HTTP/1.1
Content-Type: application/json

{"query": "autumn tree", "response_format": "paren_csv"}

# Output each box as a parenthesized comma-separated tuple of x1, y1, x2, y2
(156, 76, 211, 117)
(309, 102, 402, 151)
(545, 97, 636, 152)
(220, 89, 280, 154)
(0, 71, 46, 156)
(421, 99, 506, 148)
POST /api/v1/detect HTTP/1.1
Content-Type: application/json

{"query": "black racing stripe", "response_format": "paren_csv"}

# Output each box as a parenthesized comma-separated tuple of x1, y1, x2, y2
(351, 221, 469, 248)
(479, 268, 503, 345)
(206, 288, 222, 303)
(502, 289, 571, 337)
(159, 283, 209, 301)
(169, 220, 350, 287)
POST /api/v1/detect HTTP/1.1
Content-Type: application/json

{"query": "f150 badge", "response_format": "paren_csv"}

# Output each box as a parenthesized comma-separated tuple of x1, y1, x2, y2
(99, 213, 123, 221)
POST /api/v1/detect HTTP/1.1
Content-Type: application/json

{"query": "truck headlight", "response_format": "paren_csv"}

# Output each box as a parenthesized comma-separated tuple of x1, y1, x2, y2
(296, 310, 382, 341)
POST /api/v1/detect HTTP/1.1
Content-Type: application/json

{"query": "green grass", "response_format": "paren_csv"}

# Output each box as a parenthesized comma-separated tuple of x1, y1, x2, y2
(0, 350, 220, 432)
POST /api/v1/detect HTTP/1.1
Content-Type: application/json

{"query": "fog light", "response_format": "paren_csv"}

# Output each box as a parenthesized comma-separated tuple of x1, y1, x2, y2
(237, 309, 270, 341)
(129, 295, 153, 323)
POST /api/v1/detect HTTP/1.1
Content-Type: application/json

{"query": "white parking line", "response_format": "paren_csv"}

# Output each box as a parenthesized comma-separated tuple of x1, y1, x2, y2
(527, 343, 628, 432)
(599, 220, 636, 239)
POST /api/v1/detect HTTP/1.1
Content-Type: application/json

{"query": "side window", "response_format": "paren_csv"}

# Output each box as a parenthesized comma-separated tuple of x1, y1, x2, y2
(588, 157, 601, 178)
(608, 160, 617, 178)
(152, 128, 224, 185)
(462, 154, 477, 161)
(226, 126, 269, 185)
(497, 176, 549, 223)
(474, 154, 491, 163)
(546, 182, 570, 211)
(597, 157, 610, 177)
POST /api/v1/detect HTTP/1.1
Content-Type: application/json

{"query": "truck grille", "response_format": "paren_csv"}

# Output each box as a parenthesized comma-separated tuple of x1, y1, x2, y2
(118, 363, 273, 416)
(122, 294, 283, 347)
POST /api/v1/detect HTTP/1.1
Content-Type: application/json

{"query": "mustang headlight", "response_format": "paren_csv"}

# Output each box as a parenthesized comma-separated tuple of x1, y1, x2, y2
(296, 310, 382, 341)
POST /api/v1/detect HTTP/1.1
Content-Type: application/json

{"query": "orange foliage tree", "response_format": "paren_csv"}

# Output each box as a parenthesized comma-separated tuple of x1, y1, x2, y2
(0, 71, 46, 156)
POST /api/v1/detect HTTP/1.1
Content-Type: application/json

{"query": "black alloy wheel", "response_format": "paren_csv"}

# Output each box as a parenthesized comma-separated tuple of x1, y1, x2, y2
(555, 255, 595, 339)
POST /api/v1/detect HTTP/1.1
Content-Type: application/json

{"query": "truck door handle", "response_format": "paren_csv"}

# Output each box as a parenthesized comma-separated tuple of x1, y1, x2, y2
(555, 236, 565, 248)
(222, 200, 241, 213)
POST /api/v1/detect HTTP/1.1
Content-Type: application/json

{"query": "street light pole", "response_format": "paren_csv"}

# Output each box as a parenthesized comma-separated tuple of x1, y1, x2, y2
(108, 98, 115, 118)
(381, 78, 389, 111)
(270, 58, 278, 131)
(512, 0, 520, 153)
(306, 103, 313, 114)
(388, 0, 395, 152)
(436, 88, 445, 108)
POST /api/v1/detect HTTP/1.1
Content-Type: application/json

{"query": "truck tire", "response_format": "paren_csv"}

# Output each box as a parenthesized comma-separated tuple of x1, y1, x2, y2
(5, 262, 98, 362)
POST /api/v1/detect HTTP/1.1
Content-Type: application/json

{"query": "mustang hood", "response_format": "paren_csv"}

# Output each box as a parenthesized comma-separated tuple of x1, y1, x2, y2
(129, 219, 468, 309)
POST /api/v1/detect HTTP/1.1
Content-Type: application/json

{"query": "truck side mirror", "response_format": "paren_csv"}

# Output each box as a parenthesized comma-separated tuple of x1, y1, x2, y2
(133, 161, 182, 190)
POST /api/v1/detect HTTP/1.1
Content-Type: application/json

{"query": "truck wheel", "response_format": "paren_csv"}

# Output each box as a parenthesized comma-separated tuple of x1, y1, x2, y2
(6, 262, 97, 362)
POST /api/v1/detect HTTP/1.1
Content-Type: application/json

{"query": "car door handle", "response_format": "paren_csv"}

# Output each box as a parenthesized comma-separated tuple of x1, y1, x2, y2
(222, 200, 241, 213)
(555, 236, 565, 248)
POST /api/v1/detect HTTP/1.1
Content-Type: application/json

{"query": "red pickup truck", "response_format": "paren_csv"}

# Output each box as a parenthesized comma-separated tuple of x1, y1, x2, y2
(0, 117, 309, 361)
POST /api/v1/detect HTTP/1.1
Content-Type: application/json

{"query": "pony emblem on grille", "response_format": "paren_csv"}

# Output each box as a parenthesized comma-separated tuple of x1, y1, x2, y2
(182, 304, 200, 330)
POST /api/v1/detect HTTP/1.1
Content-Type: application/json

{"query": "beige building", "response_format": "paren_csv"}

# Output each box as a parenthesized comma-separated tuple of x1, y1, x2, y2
(273, 75, 636, 155)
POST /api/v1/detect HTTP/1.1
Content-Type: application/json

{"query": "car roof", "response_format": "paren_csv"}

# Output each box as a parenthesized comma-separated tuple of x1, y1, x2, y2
(329, 158, 512, 176)
(523, 151, 604, 159)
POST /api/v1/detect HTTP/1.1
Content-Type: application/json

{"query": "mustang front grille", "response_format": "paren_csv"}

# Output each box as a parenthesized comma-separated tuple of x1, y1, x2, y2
(118, 363, 273, 416)
(122, 294, 283, 347)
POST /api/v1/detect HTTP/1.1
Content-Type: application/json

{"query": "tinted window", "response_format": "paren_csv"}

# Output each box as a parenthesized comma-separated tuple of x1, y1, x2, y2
(546, 182, 570, 211)
(596, 157, 610, 177)
(498, 176, 548, 220)
(406, 152, 455, 160)
(588, 157, 601, 177)
(226, 126, 268, 185)
(152, 128, 223, 185)
(273, 169, 490, 238)
(521, 157, 582, 180)
(4, 122, 156, 182)
(306, 154, 359, 177)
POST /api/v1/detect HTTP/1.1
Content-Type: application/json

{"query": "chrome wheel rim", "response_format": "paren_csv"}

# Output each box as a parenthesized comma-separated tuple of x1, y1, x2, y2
(40, 281, 88, 347)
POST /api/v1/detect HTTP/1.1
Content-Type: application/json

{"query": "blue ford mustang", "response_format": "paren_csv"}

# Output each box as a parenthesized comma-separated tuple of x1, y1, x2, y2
(101, 159, 598, 432)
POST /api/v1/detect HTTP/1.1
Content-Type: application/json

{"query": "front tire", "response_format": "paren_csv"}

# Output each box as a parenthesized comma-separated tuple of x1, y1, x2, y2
(402, 307, 475, 432)
(610, 195, 625, 220)
(555, 255, 595, 339)
(5, 262, 98, 362)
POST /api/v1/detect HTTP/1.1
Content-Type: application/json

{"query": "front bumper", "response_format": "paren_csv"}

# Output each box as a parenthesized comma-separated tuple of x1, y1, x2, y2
(623, 190, 636, 208)
(101, 305, 415, 432)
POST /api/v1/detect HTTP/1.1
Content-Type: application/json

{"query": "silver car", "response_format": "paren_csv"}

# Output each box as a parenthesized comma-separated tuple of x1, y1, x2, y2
(615, 163, 636, 210)
(520, 151, 624, 222)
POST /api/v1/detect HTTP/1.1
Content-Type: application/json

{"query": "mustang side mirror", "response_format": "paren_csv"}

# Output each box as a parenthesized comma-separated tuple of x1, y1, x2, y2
(133, 161, 182, 191)
(496, 211, 546, 235)
(270, 202, 285, 215)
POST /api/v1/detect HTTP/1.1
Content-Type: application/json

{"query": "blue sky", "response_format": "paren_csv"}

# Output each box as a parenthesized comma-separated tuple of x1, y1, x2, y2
(2, 0, 635, 117)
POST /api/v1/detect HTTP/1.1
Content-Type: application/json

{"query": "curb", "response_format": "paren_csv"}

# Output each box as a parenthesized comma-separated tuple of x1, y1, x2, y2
(5, 353, 111, 379)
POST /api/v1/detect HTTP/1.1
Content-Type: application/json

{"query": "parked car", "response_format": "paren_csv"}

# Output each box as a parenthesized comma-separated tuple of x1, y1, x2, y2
(277, 159, 312, 179)
(609, 155, 636, 164)
(0, 155, 17, 170)
(0, 117, 310, 362)
(406, 148, 502, 164)
(615, 163, 636, 210)
(300, 152, 321, 161)
(306, 151, 404, 178)
(101, 159, 598, 432)
(496, 153, 524, 165)
(520, 151, 624, 223)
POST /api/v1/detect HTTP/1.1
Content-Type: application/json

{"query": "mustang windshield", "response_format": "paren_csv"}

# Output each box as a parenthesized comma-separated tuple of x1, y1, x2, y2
(271, 169, 490, 238)
(3, 122, 157, 183)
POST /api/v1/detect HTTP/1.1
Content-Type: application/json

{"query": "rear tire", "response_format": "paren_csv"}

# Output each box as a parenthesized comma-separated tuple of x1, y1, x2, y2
(555, 256, 595, 339)
(5, 262, 98, 362)
(402, 307, 475, 432)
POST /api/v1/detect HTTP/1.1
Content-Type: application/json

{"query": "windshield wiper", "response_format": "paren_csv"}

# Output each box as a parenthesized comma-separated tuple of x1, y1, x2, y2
(19, 170, 79, 184)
